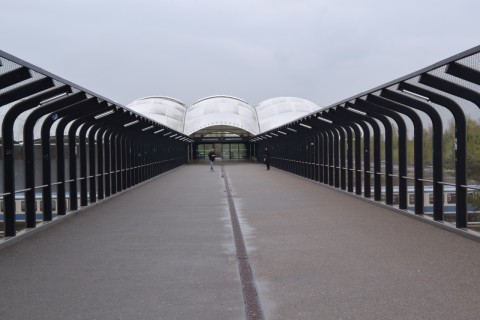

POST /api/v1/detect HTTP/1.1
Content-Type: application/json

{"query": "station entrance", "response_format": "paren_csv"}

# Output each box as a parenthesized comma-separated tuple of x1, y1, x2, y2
(194, 142, 248, 160)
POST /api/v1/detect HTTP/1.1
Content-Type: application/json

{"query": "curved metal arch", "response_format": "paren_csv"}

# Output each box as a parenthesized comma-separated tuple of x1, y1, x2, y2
(336, 107, 373, 198)
(102, 127, 115, 197)
(22, 92, 87, 226)
(351, 100, 393, 203)
(352, 97, 409, 209)
(66, 105, 116, 209)
(79, 121, 95, 205)
(352, 100, 394, 205)
(315, 121, 355, 192)
(322, 128, 335, 186)
(322, 123, 346, 189)
(380, 88, 445, 219)
(293, 122, 317, 177)
(343, 104, 383, 200)
(39, 97, 100, 219)
(2, 84, 72, 232)
(86, 112, 131, 202)
(0, 52, 191, 237)
(54, 97, 104, 215)
(311, 122, 344, 188)
(95, 126, 109, 200)
(399, 81, 468, 227)
(330, 123, 353, 191)
(316, 130, 326, 183)
(318, 129, 329, 183)
(365, 94, 425, 213)
(322, 110, 363, 195)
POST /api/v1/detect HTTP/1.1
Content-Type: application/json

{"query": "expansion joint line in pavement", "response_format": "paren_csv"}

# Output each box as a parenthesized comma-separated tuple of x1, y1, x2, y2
(221, 165, 264, 320)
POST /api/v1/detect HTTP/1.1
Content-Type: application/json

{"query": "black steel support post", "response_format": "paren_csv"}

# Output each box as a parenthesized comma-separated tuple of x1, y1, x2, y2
(366, 94, 425, 214)
(315, 134, 321, 182)
(55, 120, 68, 215)
(103, 129, 112, 197)
(327, 123, 353, 193)
(25, 93, 87, 221)
(118, 133, 126, 192)
(88, 124, 100, 204)
(354, 99, 394, 205)
(40, 113, 58, 221)
(307, 134, 314, 180)
(67, 120, 83, 211)
(125, 136, 131, 189)
(321, 130, 329, 184)
(349, 101, 383, 201)
(316, 131, 324, 183)
(337, 107, 372, 198)
(332, 128, 340, 188)
(421, 72, 480, 223)
(401, 81, 467, 228)
(1, 79, 59, 236)
(364, 95, 408, 210)
(111, 132, 119, 195)
(54, 98, 104, 215)
(326, 129, 334, 186)
(336, 125, 347, 190)
(96, 127, 106, 200)
(325, 110, 364, 196)
(2, 85, 71, 232)
(78, 121, 94, 206)
(381, 88, 444, 219)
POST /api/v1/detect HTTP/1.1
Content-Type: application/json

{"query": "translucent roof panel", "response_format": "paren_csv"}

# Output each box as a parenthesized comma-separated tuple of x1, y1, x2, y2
(256, 97, 323, 132)
(184, 96, 260, 135)
(126, 96, 324, 136)
(126, 96, 187, 133)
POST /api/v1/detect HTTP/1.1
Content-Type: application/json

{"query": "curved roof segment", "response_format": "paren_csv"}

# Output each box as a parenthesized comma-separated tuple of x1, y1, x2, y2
(184, 95, 260, 136)
(126, 96, 187, 133)
(127, 95, 322, 136)
(256, 97, 324, 133)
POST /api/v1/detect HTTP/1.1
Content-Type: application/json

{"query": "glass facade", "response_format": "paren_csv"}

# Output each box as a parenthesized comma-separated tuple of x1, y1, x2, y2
(195, 143, 248, 160)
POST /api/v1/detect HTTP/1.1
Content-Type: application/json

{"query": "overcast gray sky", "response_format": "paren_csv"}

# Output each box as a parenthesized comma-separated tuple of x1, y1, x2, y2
(2, 0, 480, 108)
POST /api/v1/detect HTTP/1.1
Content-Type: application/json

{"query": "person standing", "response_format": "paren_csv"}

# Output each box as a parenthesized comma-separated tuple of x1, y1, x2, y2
(264, 146, 271, 170)
(208, 147, 216, 172)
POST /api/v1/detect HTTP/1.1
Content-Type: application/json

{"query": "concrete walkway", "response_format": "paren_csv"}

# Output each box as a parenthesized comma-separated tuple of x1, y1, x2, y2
(1, 162, 480, 320)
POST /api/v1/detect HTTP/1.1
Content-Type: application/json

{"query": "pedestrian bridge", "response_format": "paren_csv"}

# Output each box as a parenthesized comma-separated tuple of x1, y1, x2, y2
(1, 162, 479, 320)
(3, 45, 480, 320)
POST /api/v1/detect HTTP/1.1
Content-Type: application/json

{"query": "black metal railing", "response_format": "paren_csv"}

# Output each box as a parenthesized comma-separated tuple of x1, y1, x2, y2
(251, 45, 480, 230)
(0, 50, 193, 237)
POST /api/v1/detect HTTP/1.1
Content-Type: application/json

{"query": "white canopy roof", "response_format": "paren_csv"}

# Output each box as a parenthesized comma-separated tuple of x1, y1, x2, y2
(126, 96, 187, 133)
(127, 95, 322, 136)
(184, 96, 260, 136)
(256, 97, 324, 133)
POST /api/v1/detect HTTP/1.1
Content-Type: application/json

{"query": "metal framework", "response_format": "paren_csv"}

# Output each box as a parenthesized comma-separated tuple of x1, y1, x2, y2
(251, 45, 480, 230)
(0, 50, 193, 237)
(4, 45, 480, 238)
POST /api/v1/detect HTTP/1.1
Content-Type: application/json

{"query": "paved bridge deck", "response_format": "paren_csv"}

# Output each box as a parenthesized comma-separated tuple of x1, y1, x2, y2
(1, 162, 480, 320)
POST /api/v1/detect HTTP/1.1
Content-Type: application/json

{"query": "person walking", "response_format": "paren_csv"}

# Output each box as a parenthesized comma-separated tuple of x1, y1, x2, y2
(208, 147, 216, 172)
(264, 146, 271, 170)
